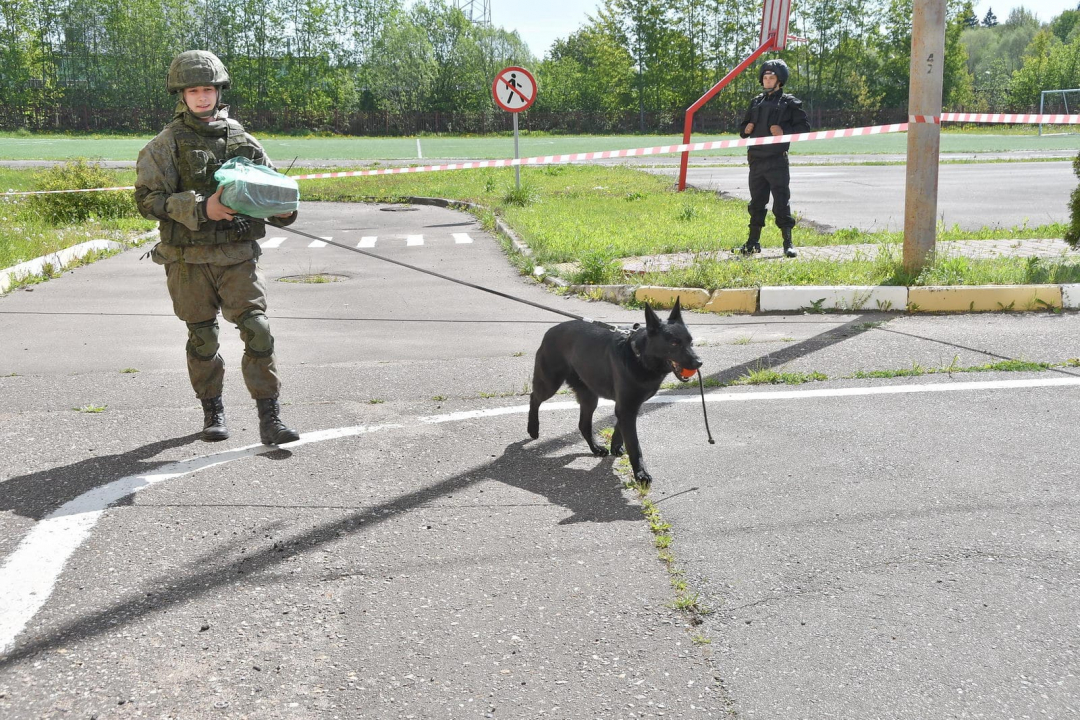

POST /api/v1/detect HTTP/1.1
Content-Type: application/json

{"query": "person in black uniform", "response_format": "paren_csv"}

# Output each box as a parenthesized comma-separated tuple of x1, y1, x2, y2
(736, 58, 811, 258)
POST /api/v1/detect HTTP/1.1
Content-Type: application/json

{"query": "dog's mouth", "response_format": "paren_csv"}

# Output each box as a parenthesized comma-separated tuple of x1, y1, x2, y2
(671, 360, 697, 383)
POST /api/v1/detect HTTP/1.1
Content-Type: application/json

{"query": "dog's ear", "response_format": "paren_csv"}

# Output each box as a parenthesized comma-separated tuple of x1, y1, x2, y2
(644, 303, 661, 333)
(668, 297, 684, 325)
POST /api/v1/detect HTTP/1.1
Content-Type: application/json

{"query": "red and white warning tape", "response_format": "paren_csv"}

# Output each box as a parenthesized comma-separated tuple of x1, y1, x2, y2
(289, 123, 909, 181)
(1, 112, 1075, 196)
(1, 184, 136, 196)
(941, 112, 1080, 124)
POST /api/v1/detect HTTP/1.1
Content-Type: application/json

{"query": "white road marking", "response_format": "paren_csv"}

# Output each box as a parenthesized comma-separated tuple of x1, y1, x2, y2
(261, 236, 286, 249)
(2, 375, 1078, 654)
(308, 236, 330, 248)
(406, 234, 424, 246)
(452, 233, 474, 244)
(359, 236, 377, 248)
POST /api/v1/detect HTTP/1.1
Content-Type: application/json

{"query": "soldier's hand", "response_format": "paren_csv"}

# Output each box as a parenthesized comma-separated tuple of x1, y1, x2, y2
(206, 187, 235, 222)
(770, 125, 783, 136)
(744, 123, 754, 134)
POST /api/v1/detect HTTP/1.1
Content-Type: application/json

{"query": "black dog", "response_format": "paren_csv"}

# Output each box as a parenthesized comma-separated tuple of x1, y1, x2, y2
(527, 299, 702, 484)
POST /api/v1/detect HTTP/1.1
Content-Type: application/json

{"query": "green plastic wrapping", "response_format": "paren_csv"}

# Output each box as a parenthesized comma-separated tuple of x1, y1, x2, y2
(214, 156, 300, 218)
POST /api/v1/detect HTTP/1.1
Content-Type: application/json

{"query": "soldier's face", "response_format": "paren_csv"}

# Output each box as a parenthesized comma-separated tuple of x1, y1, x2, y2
(182, 86, 219, 118)
(762, 72, 778, 90)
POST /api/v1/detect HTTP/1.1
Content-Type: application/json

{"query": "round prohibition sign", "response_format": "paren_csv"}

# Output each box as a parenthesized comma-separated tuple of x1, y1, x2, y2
(492, 66, 536, 113)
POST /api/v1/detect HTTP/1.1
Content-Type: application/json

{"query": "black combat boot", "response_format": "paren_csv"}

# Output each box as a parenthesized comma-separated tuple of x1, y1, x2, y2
(200, 396, 229, 442)
(782, 227, 797, 258)
(736, 226, 762, 255)
(256, 398, 300, 445)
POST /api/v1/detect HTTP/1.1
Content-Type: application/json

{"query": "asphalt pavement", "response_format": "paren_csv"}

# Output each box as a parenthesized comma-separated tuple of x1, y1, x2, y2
(657, 160, 1076, 232)
(2, 201, 1080, 718)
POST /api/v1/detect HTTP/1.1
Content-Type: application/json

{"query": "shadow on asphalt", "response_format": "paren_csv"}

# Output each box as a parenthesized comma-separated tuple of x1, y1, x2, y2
(0, 434, 203, 521)
(0, 433, 638, 666)
(6, 310, 1067, 663)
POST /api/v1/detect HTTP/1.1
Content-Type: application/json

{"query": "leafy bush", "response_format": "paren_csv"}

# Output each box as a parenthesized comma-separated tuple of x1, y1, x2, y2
(1066, 151, 1080, 247)
(30, 159, 137, 225)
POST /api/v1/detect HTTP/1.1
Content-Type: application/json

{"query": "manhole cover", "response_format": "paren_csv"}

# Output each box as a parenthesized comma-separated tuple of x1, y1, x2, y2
(277, 273, 349, 284)
(379, 206, 419, 212)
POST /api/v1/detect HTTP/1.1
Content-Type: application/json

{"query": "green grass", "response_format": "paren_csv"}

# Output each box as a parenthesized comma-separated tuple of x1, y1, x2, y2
(1, 130, 1076, 161)
(0, 165, 152, 271)
(300, 163, 1074, 288)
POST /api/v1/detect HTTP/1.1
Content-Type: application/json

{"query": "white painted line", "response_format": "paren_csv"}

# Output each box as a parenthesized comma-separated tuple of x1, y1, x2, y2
(261, 236, 286, 249)
(0, 423, 401, 655)
(308, 236, 330, 248)
(406, 235, 424, 246)
(359, 236, 377, 248)
(3, 374, 1078, 655)
(452, 233, 474, 244)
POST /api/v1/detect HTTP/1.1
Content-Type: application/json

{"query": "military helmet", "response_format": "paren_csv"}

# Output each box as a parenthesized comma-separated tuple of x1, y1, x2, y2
(167, 50, 231, 94)
(759, 58, 789, 86)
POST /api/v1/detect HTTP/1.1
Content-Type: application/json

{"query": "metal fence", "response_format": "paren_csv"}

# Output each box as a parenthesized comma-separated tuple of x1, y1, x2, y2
(1, 105, 925, 136)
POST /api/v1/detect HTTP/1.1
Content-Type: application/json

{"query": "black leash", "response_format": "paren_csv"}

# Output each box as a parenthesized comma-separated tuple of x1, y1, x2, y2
(698, 373, 716, 444)
(249, 217, 620, 331)
(251, 216, 716, 444)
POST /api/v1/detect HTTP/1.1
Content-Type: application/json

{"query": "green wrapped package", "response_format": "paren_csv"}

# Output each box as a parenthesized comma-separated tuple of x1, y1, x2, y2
(214, 156, 300, 218)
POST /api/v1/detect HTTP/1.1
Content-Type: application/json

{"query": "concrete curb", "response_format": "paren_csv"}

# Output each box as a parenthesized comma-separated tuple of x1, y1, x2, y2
(618, 283, 1078, 314)
(404, 197, 1080, 316)
(0, 230, 157, 295)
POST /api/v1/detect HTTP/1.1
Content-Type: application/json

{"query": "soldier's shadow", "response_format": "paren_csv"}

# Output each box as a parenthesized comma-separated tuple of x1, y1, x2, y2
(1, 434, 205, 521)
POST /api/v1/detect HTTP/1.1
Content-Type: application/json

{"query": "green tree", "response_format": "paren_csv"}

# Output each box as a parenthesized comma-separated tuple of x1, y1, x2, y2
(1011, 29, 1080, 109)
(983, 8, 998, 27)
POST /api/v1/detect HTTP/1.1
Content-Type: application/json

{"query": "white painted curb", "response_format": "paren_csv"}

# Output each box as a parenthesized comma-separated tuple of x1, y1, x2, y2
(0, 231, 156, 295)
(759, 285, 909, 313)
(1062, 284, 1080, 310)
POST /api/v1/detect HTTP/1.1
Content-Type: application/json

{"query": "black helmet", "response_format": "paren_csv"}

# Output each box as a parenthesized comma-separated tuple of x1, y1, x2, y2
(759, 58, 789, 86)
(167, 50, 231, 94)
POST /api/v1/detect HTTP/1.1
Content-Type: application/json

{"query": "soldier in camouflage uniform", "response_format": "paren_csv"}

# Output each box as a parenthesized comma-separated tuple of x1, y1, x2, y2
(135, 50, 300, 445)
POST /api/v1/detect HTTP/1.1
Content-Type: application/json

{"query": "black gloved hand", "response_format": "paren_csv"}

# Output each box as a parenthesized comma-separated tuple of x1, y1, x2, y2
(229, 215, 251, 236)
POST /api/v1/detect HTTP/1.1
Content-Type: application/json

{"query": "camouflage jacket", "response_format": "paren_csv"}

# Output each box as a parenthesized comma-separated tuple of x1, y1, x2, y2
(135, 105, 296, 262)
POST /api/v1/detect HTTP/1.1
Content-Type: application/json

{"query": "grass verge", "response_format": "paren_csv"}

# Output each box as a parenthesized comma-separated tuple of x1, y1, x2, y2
(1, 164, 153, 278)
(299, 163, 1076, 288)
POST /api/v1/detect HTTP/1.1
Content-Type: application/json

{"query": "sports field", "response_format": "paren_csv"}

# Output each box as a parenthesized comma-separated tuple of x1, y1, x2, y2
(1, 131, 1077, 162)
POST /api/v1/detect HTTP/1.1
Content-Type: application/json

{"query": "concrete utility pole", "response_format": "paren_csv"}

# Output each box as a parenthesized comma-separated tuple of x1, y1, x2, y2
(903, 0, 947, 273)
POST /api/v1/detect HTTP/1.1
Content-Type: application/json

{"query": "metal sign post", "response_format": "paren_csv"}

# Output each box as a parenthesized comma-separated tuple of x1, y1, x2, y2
(492, 66, 537, 191)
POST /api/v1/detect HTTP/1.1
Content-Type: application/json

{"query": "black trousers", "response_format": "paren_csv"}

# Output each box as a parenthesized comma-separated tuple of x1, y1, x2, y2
(747, 152, 795, 230)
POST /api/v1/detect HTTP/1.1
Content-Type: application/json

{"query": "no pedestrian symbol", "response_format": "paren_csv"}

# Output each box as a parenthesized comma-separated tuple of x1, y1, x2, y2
(492, 66, 536, 113)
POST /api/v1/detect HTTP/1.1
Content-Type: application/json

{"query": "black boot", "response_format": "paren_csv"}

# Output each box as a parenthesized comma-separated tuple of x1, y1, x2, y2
(782, 228, 797, 258)
(256, 398, 300, 445)
(200, 396, 229, 442)
(735, 226, 762, 255)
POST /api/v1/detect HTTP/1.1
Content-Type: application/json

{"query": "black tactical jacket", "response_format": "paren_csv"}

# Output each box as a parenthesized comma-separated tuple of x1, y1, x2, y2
(739, 91, 811, 159)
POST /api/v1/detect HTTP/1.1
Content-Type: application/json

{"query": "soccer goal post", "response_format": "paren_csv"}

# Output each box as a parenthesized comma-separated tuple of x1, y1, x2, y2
(1039, 89, 1080, 135)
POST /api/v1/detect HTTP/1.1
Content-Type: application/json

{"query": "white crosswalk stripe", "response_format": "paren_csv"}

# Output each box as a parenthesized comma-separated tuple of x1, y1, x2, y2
(260, 234, 477, 249)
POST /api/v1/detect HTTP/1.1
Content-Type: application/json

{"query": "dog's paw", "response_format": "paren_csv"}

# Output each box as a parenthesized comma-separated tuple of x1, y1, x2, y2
(527, 422, 539, 440)
(634, 469, 653, 485)
(610, 444, 624, 457)
(589, 445, 610, 457)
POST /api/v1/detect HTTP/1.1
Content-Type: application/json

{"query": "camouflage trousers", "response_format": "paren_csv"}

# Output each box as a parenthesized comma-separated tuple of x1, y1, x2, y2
(162, 256, 281, 400)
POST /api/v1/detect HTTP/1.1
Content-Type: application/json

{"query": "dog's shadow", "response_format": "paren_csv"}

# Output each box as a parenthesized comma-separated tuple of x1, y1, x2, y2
(481, 437, 641, 525)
